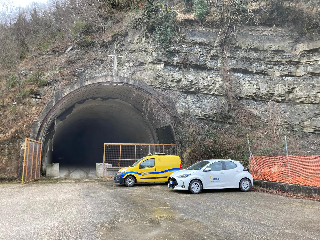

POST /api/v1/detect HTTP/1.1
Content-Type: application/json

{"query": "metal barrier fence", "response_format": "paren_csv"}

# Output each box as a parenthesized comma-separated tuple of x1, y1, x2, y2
(249, 155, 320, 188)
(22, 138, 42, 184)
(103, 143, 176, 176)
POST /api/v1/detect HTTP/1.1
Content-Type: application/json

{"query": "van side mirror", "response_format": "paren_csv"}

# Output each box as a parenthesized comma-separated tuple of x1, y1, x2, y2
(203, 168, 211, 172)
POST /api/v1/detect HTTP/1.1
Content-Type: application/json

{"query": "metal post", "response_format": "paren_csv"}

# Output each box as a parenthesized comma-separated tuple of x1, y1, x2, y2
(103, 144, 106, 177)
(30, 142, 35, 180)
(247, 138, 252, 157)
(285, 136, 291, 181)
(25, 140, 30, 183)
(21, 138, 28, 184)
(134, 144, 137, 162)
(35, 143, 39, 180)
(108, 44, 123, 77)
(247, 137, 262, 179)
(119, 145, 122, 168)
(38, 142, 42, 179)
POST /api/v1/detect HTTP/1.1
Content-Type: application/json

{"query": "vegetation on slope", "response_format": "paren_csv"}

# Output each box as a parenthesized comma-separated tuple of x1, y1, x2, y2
(1, 0, 320, 71)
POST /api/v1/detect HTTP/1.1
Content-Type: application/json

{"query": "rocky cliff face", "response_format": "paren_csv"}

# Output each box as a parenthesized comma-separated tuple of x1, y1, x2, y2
(83, 25, 320, 135)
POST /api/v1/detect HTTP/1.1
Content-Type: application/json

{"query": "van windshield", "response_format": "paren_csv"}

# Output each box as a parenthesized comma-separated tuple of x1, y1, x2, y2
(132, 158, 144, 167)
(187, 160, 210, 170)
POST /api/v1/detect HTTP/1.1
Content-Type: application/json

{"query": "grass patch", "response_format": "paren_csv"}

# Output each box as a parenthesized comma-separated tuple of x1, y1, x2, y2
(26, 71, 48, 87)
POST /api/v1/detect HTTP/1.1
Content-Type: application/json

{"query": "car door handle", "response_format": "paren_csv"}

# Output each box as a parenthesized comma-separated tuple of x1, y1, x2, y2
(220, 172, 225, 174)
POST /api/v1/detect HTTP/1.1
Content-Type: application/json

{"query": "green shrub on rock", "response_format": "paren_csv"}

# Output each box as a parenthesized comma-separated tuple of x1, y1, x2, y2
(193, 0, 209, 22)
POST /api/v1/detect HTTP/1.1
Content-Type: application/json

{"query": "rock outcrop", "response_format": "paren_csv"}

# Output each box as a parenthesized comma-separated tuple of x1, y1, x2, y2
(81, 26, 320, 134)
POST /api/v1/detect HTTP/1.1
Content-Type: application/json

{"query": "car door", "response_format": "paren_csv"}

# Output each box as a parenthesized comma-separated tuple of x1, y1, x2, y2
(138, 158, 156, 182)
(203, 161, 225, 189)
(222, 160, 239, 188)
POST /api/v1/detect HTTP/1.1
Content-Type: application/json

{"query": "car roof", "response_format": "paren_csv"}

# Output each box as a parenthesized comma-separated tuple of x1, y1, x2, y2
(206, 159, 232, 162)
(205, 159, 240, 163)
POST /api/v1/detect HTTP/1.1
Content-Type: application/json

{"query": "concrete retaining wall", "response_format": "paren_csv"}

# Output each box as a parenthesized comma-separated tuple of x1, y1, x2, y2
(96, 163, 118, 177)
(46, 163, 59, 177)
(254, 180, 320, 196)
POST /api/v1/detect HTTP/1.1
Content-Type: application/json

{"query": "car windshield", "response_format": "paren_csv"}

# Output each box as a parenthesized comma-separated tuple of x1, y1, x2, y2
(132, 158, 144, 167)
(187, 160, 210, 170)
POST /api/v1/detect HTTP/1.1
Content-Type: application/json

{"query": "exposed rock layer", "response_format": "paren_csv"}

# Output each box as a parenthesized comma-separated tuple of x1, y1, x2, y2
(83, 26, 320, 134)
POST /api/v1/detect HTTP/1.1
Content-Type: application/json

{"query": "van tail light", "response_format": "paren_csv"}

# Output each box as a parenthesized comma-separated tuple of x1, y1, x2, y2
(180, 164, 182, 170)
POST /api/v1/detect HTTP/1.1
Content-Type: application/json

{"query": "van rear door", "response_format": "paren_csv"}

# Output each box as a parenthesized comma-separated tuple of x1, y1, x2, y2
(156, 156, 180, 182)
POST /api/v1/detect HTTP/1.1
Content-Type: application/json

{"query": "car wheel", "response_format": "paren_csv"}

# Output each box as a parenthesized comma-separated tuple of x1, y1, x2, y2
(189, 180, 202, 194)
(239, 178, 251, 192)
(125, 175, 135, 187)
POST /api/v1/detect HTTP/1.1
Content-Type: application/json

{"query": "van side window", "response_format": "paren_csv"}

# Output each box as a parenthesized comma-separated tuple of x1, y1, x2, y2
(140, 158, 155, 169)
(225, 161, 237, 170)
(208, 161, 223, 171)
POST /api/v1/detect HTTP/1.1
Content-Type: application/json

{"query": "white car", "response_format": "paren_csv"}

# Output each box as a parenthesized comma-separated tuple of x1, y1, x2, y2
(168, 159, 253, 194)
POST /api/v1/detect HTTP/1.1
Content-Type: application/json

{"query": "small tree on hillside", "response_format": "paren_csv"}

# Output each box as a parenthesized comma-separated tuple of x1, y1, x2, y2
(193, 0, 209, 22)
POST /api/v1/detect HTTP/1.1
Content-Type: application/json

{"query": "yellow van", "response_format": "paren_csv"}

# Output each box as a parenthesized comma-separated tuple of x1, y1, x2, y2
(114, 153, 182, 187)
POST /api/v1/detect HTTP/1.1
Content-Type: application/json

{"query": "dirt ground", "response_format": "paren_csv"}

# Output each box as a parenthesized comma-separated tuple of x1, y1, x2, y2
(0, 179, 320, 240)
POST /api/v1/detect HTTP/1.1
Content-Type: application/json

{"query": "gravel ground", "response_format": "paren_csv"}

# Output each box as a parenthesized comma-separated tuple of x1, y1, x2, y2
(0, 179, 320, 240)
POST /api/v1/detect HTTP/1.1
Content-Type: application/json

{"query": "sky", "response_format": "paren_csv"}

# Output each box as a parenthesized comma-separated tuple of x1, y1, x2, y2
(11, 0, 48, 8)
(0, 0, 48, 12)
(0, 0, 49, 19)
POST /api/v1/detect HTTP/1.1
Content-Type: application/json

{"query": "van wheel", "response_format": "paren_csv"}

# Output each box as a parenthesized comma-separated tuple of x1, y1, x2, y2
(189, 180, 202, 194)
(239, 178, 251, 192)
(125, 176, 135, 187)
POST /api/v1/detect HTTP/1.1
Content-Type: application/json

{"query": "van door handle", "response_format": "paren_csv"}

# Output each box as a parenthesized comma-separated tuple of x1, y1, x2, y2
(154, 168, 156, 171)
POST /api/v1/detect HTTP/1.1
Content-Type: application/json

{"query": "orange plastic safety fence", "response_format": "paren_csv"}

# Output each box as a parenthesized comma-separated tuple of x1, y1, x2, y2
(249, 155, 320, 188)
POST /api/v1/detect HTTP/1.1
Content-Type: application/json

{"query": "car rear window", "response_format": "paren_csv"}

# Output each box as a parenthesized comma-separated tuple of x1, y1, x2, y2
(187, 160, 210, 170)
(225, 161, 237, 170)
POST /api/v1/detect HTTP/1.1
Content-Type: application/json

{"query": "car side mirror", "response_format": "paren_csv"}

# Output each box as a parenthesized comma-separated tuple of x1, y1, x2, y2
(139, 165, 144, 169)
(203, 168, 211, 172)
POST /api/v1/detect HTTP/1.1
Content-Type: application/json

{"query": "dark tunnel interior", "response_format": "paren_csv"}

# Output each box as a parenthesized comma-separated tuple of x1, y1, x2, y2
(51, 99, 158, 168)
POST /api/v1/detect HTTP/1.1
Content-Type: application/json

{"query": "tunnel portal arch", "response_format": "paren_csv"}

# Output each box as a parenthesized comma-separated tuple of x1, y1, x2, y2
(32, 76, 177, 172)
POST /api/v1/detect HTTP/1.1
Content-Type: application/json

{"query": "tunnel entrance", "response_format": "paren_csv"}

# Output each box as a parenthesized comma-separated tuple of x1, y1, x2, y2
(37, 81, 176, 177)
(52, 99, 156, 168)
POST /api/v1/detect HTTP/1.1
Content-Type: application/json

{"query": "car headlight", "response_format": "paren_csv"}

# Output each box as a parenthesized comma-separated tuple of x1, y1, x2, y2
(119, 168, 127, 173)
(177, 174, 191, 178)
